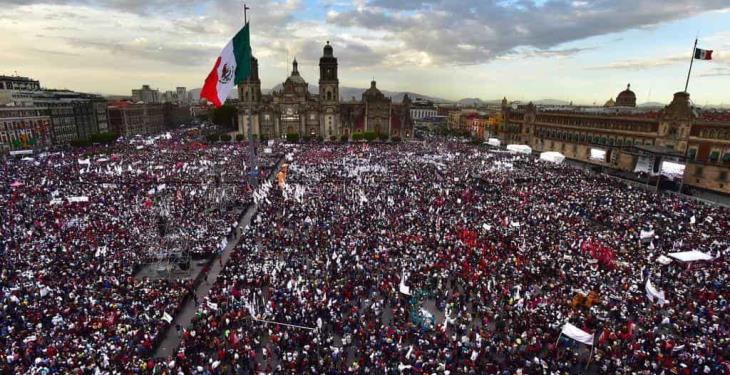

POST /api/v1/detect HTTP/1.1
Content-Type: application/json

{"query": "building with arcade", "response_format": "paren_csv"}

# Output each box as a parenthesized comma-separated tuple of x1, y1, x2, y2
(500, 85, 730, 195)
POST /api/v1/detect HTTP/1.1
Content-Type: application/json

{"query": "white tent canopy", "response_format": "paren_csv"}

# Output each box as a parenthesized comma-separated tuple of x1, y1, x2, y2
(506, 144, 532, 155)
(560, 323, 594, 345)
(656, 255, 673, 265)
(539, 151, 565, 164)
(667, 250, 713, 262)
(487, 138, 501, 147)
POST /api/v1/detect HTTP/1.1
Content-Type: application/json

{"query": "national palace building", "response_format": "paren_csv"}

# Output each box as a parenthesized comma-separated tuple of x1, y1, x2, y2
(236, 42, 413, 140)
(500, 85, 730, 195)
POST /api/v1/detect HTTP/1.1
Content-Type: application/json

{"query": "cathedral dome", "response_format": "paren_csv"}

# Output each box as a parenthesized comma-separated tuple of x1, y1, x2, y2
(285, 58, 307, 86)
(615, 84, 636, 107)
(362, 80, 385, 101)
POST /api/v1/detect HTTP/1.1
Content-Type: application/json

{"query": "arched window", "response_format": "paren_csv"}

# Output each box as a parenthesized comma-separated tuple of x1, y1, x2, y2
(326, 90, 332, 101)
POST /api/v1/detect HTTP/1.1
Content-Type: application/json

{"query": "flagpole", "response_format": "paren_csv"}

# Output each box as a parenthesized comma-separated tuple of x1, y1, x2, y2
(684, 38, 697, 93)
(243, 2, 258, 188)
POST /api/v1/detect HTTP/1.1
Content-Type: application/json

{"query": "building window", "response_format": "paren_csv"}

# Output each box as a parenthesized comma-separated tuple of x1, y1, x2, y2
(709, 150, 720, 162)
(687, 148, 697, 160)
(723, 153, 730, 162)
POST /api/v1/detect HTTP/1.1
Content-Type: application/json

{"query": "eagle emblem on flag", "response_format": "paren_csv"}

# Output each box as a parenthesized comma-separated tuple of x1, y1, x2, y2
(219, 63, 233, 84)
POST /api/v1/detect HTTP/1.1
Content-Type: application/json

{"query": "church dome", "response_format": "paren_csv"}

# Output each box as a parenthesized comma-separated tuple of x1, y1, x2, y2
(615, 84, 636, 107)
(362, 80, 385, 101)
(285, 58, 307, 85)
(604, 98, 615, 107)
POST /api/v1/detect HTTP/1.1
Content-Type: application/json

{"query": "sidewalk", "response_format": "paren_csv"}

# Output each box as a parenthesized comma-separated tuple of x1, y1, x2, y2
(153, 158, 282, 359)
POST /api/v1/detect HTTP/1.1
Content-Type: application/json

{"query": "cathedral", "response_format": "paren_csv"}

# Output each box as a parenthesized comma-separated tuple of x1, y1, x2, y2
(237, 42, 413, 140)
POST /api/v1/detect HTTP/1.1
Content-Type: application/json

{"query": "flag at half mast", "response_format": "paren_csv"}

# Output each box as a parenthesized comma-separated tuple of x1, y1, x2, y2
(694, 47, 713, 60)
(200, 23, 252, 107)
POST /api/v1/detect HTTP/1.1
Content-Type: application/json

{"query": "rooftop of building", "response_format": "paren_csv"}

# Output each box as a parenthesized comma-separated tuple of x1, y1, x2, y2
(0, 75, 39, 82)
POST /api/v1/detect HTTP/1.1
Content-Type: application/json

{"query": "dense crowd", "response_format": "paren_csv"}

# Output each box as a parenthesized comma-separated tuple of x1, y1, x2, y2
(164, 142, 728, 374)
(2, 138, 727, 374)
(0, 131, 279, 373)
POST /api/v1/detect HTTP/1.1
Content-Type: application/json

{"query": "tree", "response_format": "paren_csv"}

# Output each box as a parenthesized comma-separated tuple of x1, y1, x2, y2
(235, 134, 245, 142)
(89, 132, 119, 144)
(340, 135, 349, 142)
(378, 133, 390, 141)
(352, 132, 364, 141)
(286, 133, 300, 143)
(363, 131, 377, 142)
(209, 104, 238, 130)
(206, 133, 220, 143)
(220, 133, 232, 142)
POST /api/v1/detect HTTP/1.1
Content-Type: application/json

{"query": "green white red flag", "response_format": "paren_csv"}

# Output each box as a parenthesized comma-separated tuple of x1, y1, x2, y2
(694, 48, 713, 60)
(200, 23, 252, 108)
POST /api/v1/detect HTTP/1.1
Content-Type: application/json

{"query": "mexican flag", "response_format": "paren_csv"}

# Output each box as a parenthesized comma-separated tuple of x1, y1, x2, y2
(200, 23, 252, 107)
(694, 48, 713, 60)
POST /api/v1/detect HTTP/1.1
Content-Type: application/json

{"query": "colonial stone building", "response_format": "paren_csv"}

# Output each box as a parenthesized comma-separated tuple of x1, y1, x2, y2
(500, 86, 730, 195)
(238, 42, 413, 140)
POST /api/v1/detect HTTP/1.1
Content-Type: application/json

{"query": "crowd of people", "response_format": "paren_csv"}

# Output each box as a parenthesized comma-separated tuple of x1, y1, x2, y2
(1, 131, 279, 373)
(2, 137, 728, 374)
(164, 142, 728, 374)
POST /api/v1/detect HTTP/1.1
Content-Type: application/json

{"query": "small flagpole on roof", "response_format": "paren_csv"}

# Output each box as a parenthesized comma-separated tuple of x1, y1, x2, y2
(684, 38, 698, 93)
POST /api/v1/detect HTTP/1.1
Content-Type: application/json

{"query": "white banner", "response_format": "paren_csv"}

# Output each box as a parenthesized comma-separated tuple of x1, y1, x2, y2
(645, 278, 667, 306)
(561, 323, 594, 346)
(640, 229, 655, 240)
(162, 312, 173, 323)
(634, 156, 655, 175)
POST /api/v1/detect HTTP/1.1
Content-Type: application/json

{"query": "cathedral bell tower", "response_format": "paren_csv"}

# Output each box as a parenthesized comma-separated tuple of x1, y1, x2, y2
(237, 56, 261, 137)
(319, 41, 340, 138)
(238, 56, 261, 105)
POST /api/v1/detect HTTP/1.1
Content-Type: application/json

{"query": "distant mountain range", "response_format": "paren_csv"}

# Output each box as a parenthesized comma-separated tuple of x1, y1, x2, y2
(638, 101, 665, 108)
(184, 87, 730, 109)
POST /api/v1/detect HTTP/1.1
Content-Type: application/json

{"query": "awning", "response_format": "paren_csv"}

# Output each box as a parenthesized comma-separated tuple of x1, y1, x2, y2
(539, 151, 565, 164)
(506, 144, 532, 154)
(667, 250, 713, 262)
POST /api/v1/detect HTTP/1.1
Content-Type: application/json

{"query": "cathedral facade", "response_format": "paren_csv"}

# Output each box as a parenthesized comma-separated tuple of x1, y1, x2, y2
(237, 42, 413, 140)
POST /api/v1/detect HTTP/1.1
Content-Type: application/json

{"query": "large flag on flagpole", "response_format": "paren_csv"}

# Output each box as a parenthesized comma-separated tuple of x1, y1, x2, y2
(684, 38, 713, 92)
(200, 23, 252, 107)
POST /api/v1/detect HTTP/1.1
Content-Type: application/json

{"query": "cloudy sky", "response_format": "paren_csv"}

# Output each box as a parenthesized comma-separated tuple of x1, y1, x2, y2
(1, 0, 729, 104)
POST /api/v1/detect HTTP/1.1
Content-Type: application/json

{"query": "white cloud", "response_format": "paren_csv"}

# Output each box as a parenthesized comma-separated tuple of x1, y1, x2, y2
(327, 0, 730, 65)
